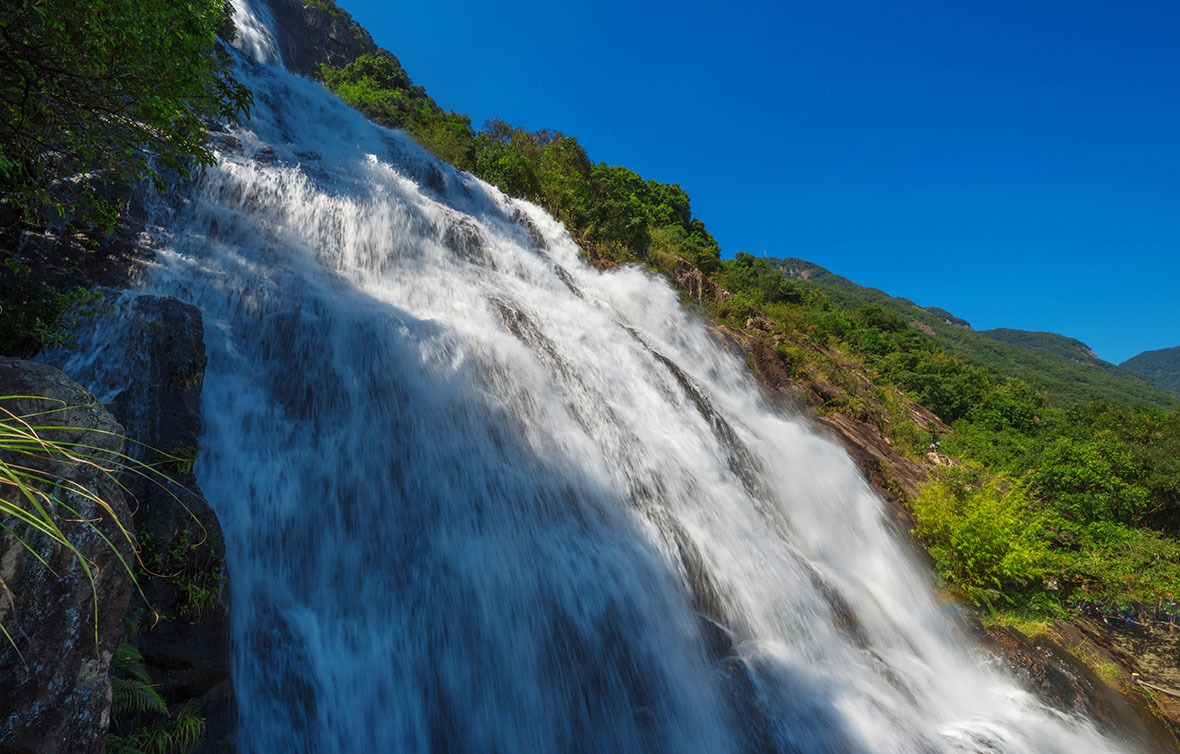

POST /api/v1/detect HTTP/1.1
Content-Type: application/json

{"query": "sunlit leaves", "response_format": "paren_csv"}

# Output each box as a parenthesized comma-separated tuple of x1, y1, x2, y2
(0, 0, 251, 229)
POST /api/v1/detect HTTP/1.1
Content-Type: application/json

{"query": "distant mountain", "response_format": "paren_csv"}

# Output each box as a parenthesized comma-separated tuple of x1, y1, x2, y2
(769, 257, 1180, 409)
(1121, 346, 1180, 396)
(978, 329, 1109, 368)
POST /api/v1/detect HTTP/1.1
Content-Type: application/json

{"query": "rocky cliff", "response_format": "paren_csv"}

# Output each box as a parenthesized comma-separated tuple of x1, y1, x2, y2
(0, 181, 231, 750)
(43, 294, 234, 754)
(263, 0, 377, 77)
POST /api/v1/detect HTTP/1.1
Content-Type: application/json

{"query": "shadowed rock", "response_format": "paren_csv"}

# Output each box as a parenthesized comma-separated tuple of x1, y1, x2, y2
(0, 359, 135, 754)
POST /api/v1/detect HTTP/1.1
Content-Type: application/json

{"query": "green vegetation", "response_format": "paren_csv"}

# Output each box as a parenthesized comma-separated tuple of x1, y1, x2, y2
(139, 526, 224, 620)
(319, 54, 721, 272)
(1, 0, 252, 362)
(0, 259, 105, 356)
(108, 640, 206, 754)
(163, 444, 201, 477)
(1122, 345, 1180, 397)
(978, 328, 1108, 367)
(0, 0, 251, 229)
(912, 473, 1050, 610)
(0, 395, 139, 652)
(768, 258, 1179, 410)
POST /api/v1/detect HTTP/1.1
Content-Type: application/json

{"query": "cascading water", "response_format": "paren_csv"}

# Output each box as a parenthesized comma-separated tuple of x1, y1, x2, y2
(65, 2, 1142, 751)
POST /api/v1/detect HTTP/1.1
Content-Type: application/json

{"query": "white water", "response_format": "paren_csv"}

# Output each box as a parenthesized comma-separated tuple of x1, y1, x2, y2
(86, 3, 1139, 751)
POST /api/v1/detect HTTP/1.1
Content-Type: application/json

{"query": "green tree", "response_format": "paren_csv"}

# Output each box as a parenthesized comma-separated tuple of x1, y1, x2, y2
(0, 0, 251, 228)
(581, 164, 651, 259)
(472, 120, 543, 200)
(1032, 432, 1151, 525)
(723, 253, 802, 304)
(912, 474, 1051, 609)
(536, 133, 590, 225)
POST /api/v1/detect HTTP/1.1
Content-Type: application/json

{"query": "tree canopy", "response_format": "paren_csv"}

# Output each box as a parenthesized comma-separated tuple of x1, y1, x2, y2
(0, 0, 251, 228)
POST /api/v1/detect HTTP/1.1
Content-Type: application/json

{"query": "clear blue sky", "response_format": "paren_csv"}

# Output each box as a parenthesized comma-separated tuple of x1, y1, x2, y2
(335, 0, 1179, 364)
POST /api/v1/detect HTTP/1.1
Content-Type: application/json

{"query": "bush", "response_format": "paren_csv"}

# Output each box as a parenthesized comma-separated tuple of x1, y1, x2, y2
(912, 473, 1051, 609)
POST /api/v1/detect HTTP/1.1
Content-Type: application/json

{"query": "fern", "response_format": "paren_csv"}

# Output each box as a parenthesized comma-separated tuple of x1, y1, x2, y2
(112, 677, 167, 716)
(113, 642, 152, 683)
(108, 704, 206, 754)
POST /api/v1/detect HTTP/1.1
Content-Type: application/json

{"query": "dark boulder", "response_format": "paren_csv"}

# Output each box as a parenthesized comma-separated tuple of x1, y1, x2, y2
(263, 0, 377, 78)
(0, 359, 135, 754)
(44, 294, 234, 752)
(981, 624, 1180, 753)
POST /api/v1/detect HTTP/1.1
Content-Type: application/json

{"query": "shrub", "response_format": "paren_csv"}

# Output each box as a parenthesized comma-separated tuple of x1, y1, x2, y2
(912, 473, 1051, 609)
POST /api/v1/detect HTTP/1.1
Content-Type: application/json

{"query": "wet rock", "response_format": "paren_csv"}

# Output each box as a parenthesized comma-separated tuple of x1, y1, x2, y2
(1064, 615, 1180, 739)
(512, 207, 548, 251)
(442, 217, 488, 266)
(980, 624, 1180, 753)
(0, 359, 135, 754)
(44, 294, 233, 751)
(425, 164, 447, 195)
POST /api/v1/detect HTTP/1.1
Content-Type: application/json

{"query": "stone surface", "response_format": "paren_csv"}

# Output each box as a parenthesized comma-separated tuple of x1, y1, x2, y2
(980, 624, 1180, 753)
(1062, 615, 1180, 737)
(263, 0, 377, 78)
(44, 294, 234, 750)
(0, 358, 135, 754)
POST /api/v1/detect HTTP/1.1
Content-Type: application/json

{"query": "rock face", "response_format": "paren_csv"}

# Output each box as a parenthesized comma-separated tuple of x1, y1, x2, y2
(980, 624, 1180, 753)
(263, 0, 377, 78)
(0, 359, 135, 754)
(44, 293, 233, 753)
(1065, 615, 1180, 738)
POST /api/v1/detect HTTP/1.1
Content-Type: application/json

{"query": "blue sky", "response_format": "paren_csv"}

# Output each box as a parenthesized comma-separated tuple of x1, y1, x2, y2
(335, 0, 1179, 364)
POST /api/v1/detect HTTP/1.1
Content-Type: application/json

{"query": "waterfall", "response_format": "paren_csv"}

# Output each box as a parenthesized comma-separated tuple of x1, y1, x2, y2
(73, 2, 1137, 751)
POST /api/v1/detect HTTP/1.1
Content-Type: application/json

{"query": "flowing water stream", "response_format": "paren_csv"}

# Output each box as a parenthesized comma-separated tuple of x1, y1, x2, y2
(63, 2, 1141, 751)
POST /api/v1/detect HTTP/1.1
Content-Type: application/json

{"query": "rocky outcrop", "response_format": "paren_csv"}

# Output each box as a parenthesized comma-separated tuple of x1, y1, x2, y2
(263, 0, 377, 78)
(0, 359, 135, 754)
(980, 623, 1180, 753)
(44, 294, 233, 753)
(1063, 615, 1180, 739)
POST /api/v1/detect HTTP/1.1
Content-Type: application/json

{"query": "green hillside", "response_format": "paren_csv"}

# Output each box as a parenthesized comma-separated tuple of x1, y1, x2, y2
(1122, 346, 1180, 396)
(978, 328, 1107, 367)
(771, 258, 1179, 410)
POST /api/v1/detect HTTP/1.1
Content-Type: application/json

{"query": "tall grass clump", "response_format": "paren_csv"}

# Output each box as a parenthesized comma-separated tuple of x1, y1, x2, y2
(0, 393, 189, 653)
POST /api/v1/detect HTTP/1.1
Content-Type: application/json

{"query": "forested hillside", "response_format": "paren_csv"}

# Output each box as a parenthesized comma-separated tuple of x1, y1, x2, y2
(1123, 346, 1180, 397)
(769, 258, 1179, 410)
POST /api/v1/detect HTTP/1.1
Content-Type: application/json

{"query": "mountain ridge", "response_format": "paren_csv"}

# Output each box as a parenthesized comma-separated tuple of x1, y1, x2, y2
(1122, 345, 1180, 396)
(768, 257, 1180, 408)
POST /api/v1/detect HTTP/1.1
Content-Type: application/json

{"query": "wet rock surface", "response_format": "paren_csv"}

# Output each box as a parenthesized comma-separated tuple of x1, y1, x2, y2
(980, 623, 1180, 753)
(0, 359, 135, 754)
(263, 0, 377, 77)
(44, 294, 233, 753)
(1064, 616, 1180, 741)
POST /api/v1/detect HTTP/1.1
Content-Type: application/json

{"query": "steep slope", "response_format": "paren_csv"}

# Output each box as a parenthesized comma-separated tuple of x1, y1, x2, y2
(772, 257, 1179, 409)
(1122, 345, 1180, 396)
